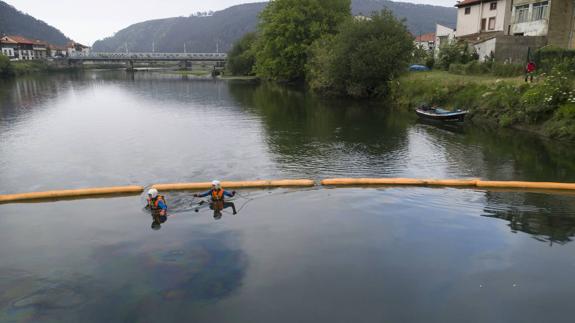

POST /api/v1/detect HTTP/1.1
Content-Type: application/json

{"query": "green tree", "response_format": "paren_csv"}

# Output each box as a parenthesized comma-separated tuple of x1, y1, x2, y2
(308, 10, 415, 98)
(0, 54, 14, 78)
(437, 41, 477, 70)
(254, 0, 351, 81)
(227, 32, 258, 76)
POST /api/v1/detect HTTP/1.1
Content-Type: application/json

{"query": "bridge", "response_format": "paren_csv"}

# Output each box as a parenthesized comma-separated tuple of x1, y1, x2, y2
(68, 52, 227, 70)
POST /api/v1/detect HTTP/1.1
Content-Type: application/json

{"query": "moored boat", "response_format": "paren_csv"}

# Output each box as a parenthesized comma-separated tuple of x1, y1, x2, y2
(415, 105, 468, 122)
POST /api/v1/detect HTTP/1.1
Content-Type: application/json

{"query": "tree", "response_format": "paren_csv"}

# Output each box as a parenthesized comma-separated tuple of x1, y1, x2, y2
(437, 41, 477, 70)
(307, 10, 415, 98)
(227, 32, 258, 76)
(254, 0, 351, 81)
(0, 54, 14, 78)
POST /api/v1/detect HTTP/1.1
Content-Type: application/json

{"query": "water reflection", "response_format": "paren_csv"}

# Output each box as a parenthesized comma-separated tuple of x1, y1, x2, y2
(482, 191, 575, 244)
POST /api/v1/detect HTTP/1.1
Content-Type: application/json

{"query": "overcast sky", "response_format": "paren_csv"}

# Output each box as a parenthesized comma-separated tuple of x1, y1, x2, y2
(6, 0, 456, 45)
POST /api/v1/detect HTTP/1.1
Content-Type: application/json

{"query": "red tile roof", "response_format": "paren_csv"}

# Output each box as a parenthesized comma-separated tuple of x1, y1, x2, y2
(0, 36, 18, 44)
(456, 0, 482, 8)
(5, 35, 47, 46)
(415, 33, 436, 42)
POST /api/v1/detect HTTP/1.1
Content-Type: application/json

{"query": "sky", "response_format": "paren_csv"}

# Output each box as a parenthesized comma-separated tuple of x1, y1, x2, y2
(5, 0, 456, 45)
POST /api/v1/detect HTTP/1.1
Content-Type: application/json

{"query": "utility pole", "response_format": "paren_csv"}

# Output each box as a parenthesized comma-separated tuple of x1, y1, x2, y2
(216, 40, 219, 53)
(152, 40, 155, 53)
(125, 42, 128, 53)
(184, 43, 186, 53)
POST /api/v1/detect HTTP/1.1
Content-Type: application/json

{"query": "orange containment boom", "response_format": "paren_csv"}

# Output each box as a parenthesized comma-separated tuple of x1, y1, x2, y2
(0, 186, 144, 203)
(152, 179, 315, 191)
(321, 178, 575, 191)
(320, 178, 479, 187)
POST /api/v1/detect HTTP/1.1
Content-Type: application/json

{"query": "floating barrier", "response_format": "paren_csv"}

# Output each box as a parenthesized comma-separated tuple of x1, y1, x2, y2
(320, 178, 479, 187)
(0, 186, 144, 203)
(321, 178, 575, 191)
(2, 178, 575, 205)
(476, 180, 575, 190)
(152, 179, 315, 191)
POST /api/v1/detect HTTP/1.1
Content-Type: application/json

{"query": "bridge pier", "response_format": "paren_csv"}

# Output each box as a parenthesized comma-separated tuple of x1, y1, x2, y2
(126, 60, 135, 71)
(179, 60, 191, 70)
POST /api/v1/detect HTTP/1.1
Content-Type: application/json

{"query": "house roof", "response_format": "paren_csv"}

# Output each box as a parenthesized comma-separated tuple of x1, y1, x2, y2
(0, 36, 18, 44)
(415, 33, 436, 42)
(67, 41, 90, 49)
(5, 35, 47, 46)
(48, 44, 67, 51)
(455, 0, 482, 8)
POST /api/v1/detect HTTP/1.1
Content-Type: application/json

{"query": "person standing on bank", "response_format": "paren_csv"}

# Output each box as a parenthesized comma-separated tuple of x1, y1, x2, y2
(525, 60, 536, 83)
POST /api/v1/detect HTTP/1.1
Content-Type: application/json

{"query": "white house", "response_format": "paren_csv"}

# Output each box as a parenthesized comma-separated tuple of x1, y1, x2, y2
(0, 36, 17, 59)
(414, 32, 436, 52)
(67, 42, 91, 56)
(435, 24, 456, 58)
(455, 0, 512, 39)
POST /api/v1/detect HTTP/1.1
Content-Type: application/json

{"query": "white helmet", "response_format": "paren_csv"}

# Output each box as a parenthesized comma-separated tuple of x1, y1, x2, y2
(212, 180, 221, 189)
(147, 188, 159, 198)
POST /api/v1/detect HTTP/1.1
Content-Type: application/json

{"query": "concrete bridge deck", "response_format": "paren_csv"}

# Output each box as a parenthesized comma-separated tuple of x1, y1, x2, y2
(69, 52, 227, 62)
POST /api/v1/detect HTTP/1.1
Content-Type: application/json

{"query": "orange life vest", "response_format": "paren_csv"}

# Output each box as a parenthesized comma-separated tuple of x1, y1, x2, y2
(148, 195, 166, 210)
(211, 189, 224, 201)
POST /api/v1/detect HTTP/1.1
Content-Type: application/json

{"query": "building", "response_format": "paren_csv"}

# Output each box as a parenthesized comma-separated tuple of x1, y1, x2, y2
(0, 36, 18, 59)
(48, 44, 68, 58)
(415, 33, 436, 52)
(454, 0, 575, 62)
(509, 0, 575, 49)
(435, 24, 457, 58)
(67, 42, 90, 56)
(455, 0, 513, 39)
(2, 35, 48, 60)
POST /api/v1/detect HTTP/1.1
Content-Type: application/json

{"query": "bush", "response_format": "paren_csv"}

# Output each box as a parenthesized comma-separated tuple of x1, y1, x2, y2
(307, 10, 415, 98)
(491, 63, 524, 77)
(534, 47, 575, 74)
(227, 32, 257, 76)
(437, 41, 477, 70)
(0, 54, 14, 77)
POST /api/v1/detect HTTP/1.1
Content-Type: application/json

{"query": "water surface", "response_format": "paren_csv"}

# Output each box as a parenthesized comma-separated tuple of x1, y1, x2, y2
(1, 72, 575, 322)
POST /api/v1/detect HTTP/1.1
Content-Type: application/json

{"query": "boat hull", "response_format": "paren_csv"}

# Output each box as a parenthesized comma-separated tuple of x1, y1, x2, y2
(415, 109, 467, 122)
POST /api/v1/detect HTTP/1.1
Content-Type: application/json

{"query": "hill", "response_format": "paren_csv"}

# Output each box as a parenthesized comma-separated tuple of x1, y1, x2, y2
(92, 0, 456, 53)
(0, 1, 71, 46)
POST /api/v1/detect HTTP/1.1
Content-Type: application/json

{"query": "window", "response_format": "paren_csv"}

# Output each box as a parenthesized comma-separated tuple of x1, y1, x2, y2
(490, 2, 497, 10)
(515, 4, 530, 23)
(465, 7, 471, 15)
(481, 18, 487, 31)
(489, 17, 496, 30)
(532, 1, 549, 21)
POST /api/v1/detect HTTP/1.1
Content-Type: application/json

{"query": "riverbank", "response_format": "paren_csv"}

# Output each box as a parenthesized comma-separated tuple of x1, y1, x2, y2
(0, 60, 82, 78)
(394, 70, 575, 141)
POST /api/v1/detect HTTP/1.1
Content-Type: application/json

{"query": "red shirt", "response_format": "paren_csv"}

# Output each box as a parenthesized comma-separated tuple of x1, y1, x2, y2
(527, 62, 536, 73)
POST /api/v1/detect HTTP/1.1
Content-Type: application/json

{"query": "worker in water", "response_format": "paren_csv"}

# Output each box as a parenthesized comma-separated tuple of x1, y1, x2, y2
(146, 188, 168, 216)
(194, 180, 237, 219)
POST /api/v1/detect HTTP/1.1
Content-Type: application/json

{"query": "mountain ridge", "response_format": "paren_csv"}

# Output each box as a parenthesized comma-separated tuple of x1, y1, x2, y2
(93, 0, 456, 53)
(0, 1, 71, 46)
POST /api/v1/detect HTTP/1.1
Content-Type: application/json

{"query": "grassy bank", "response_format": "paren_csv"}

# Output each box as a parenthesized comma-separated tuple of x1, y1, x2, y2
(394, 70, 575, 141)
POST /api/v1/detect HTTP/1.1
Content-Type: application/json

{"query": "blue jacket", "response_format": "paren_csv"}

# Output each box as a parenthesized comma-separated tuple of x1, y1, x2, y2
(197, 189, 234, 199)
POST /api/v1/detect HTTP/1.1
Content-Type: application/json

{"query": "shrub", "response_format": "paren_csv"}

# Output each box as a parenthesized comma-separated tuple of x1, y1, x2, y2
(492, 63, 524, 77)
(0, 54, 14, 77)
(534, 46, 575, 74)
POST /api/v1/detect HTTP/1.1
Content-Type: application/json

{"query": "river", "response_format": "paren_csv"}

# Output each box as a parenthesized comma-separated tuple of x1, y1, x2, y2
(0, 71, 574, 322)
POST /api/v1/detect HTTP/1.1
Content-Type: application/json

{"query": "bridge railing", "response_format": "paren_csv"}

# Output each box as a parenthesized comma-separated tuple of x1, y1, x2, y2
(69, 52, 227, 60)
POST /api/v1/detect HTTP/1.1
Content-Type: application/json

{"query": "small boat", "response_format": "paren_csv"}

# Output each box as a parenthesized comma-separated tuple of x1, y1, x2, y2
(415, 106, 468, 122)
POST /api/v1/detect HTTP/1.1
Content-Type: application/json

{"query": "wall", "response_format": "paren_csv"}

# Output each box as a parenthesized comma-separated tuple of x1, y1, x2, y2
(474, 37, 497, 61)
(456, 4, 481, 37)
(456, 0, 508, 37)
(435, 24, 456, 58)
(548, 0, 575, 48)
(494, 35, 548, 63)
